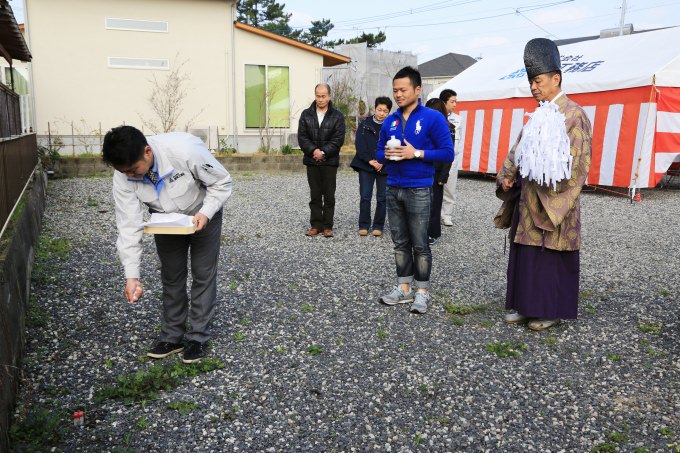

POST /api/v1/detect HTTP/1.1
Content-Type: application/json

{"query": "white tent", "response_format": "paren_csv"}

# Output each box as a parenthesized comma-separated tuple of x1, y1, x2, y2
(430, 27, 680, 188)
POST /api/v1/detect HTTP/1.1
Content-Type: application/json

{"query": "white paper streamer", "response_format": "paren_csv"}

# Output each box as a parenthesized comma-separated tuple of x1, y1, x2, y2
(515, 101, 572, 190)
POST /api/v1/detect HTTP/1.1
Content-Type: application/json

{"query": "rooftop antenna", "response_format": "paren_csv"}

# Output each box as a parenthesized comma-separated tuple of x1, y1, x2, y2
(618, 0, 627, 36)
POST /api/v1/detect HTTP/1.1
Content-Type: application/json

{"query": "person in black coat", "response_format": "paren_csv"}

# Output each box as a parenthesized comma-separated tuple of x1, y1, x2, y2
(297, 83, 346, 237)
(350, 97, 392, 236)
(424, 98, 453, 245)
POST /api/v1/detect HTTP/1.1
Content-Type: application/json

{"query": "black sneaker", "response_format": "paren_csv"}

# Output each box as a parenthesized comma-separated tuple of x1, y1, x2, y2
(428, 237, 438, 246)
(147, 341, 184, 359)
(182, 340, 207, 364)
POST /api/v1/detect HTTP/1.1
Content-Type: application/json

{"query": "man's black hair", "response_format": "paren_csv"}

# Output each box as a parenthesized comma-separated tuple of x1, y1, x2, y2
(393, 66, 421, 89)
(315, 83, 331, 96)
(374, 96, 393, 111)
(101, 125, 148, 167)
(439, 89, 457, 103)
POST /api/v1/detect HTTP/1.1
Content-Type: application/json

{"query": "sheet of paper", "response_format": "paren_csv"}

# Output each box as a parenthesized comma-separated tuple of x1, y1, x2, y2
(141, 213, 194, 227)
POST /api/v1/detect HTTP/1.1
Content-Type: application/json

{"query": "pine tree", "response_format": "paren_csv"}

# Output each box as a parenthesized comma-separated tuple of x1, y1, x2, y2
(236, 0, 341, 48)
(299, 19, 334, 47)
(327, 31, 387, 49)
(237, 0, 291, 33)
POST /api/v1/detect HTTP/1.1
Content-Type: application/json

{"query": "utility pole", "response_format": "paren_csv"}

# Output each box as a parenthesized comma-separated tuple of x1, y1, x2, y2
(618, 0, 627, 36)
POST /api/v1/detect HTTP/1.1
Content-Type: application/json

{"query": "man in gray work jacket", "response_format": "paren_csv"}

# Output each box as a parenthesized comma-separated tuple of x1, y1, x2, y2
(102, 125, 232, 363)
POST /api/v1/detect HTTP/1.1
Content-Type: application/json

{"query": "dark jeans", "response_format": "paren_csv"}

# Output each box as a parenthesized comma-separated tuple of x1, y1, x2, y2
(429, 182, 444, 239)
(154, 210, 222, 344)
(307, 165, 338, 230)
(358, 170, 387, 230)
(386, 185, 432, 289)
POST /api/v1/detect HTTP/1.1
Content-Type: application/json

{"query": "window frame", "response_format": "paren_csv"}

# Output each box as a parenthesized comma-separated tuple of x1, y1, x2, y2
(105, 17, 169, 33)
(244, 64, 291, 130)
(107, 57, 170, 70)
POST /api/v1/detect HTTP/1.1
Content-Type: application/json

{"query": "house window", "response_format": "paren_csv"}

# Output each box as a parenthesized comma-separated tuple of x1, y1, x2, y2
(108, 57, 169, 70)
(105, 18, 168, 33)
(245, 65, 290, 128)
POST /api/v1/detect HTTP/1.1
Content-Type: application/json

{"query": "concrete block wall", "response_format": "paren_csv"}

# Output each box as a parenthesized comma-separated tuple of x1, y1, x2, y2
(50, 154, 355, 178)
(0, 169, 47, 450)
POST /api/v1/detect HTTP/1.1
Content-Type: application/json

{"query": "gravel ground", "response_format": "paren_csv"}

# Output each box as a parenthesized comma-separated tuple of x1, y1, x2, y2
(13, 171, 679, 452)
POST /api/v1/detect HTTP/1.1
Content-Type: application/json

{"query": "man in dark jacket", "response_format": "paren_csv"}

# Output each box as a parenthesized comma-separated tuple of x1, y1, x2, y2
(298, 83, 346, 237)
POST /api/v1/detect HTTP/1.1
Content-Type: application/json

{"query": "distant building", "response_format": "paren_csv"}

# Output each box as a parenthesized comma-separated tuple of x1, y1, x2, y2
(322, 43, 416, 118)
(419, 52, 477, 100)
(22, 0, 349, 153)
(0, 21, 32, 134)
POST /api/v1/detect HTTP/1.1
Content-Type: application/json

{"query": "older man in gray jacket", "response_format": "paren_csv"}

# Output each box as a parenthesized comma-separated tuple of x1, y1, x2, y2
(102, 125, 232, 363)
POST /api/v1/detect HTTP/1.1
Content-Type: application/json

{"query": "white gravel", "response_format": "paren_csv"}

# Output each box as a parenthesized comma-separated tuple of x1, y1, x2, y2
(14, 171, 680, 452)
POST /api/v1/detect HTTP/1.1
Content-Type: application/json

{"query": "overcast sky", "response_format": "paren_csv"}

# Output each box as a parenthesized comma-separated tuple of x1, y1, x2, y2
(9, 0, 680, 62)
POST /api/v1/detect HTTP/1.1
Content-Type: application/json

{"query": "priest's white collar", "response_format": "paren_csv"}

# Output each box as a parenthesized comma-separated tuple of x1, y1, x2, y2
(549, 91, 565, 104)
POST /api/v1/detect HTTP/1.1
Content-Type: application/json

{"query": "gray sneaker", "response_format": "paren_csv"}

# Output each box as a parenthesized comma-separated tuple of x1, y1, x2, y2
(410, 291, 430, 314)
(379, 286, 414, 306)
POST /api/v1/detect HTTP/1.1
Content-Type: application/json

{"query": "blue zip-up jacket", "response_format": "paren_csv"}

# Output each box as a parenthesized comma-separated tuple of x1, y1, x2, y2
(376, 100, 454, 188)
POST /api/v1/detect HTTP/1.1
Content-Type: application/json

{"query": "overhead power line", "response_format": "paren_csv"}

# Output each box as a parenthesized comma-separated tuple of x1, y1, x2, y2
(330, 0, 482, 27)
(359, 0, 574, 29)
(515, 8, 558, 38)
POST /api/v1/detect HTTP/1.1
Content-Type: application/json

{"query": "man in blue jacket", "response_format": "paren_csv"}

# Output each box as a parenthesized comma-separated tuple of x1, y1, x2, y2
(376, 66, 454, 314)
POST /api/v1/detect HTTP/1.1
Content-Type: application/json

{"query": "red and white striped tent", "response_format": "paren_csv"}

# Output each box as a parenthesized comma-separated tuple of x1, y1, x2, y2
(430, 27, 680, 188)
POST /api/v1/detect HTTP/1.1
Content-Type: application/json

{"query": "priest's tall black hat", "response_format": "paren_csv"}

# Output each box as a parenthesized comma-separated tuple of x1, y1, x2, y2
(523, 38, 561, 79)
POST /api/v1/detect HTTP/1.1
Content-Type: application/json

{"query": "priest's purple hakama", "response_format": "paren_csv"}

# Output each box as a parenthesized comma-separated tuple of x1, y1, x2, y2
(505, 179, 580, 319)
(495, 94, 592, 320)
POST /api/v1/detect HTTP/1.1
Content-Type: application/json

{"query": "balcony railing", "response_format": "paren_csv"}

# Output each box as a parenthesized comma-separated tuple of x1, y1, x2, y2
(0, 83, 22, 138)
(0, 134, 38, 234)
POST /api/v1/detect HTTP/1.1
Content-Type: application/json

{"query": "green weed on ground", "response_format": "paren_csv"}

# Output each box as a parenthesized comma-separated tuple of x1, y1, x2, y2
(95, 358, 224, 405)
(592, 443, 617, 452)
(26, 294, 49, 328)
(307, 344, 323, 355)
(638, 322, 661, 334)
(33, 236, 72, 283)
(37, 236, 72, 259)
(443, 302, 488, 326)
(486, 340, 527, 358)
(377, 327, 389, 340)
(10, 406, 68, 451)
(607, 431, 628, 442)
(579, 289, 595, 300)
(167, 400, 198, 415)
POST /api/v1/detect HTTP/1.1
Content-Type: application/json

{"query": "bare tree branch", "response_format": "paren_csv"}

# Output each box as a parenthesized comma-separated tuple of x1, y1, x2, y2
(138, 55, 201, 134)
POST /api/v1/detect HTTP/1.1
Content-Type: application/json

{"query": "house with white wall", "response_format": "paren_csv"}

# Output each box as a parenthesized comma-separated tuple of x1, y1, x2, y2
(23, 0, 349, 153)
(0, 22, 32, 133)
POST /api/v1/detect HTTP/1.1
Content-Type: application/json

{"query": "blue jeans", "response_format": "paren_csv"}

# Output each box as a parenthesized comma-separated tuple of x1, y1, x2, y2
(386, 185, 432, 289)
(428, 182, 444, 239)
(358, 170, 387, 230)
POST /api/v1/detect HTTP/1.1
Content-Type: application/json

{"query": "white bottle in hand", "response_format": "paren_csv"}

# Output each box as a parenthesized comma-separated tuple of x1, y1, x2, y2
(387, 135, 402, 161)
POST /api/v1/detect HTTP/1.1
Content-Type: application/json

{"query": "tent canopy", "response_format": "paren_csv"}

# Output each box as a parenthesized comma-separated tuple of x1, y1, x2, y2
(430, 27, 680, 102)
(428, 27, 680, 189)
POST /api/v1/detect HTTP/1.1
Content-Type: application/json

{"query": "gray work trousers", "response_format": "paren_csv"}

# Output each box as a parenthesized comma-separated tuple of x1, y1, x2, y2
(153, 210, 222, 344)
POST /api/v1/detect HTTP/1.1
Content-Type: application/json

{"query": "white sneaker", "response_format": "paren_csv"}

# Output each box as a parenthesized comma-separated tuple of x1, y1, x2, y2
(410, 291, 430, 314)
(442, 215, 453, 226)
(528, 319, 560, 331)
(504, 311, 529, 324)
